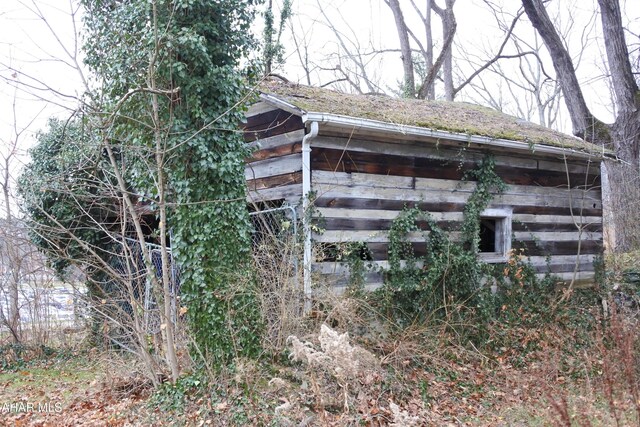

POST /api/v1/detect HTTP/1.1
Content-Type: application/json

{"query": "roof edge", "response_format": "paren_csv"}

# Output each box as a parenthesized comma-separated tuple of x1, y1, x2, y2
(303, 112, 613, 161)
(259, 93, 306, 116)
(259, 91, 614, 161)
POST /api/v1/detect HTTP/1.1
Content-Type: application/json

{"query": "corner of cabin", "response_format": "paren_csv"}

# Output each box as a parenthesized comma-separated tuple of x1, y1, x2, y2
(243, 99, 305, 207)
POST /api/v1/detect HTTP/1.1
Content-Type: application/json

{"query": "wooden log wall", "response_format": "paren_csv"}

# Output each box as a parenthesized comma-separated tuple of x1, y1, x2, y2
(309, 134, 603, 290)
(244, 102, 305, 204)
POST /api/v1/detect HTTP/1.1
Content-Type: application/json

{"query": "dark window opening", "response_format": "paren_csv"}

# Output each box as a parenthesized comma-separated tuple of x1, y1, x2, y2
(353, 243, 373, 262)
(478, 208, 512, 262)
(248, 199, 285, 213)
(479, 218, 497, 252)
(316, 242, 373, 263)
(318, 243, 340, 262)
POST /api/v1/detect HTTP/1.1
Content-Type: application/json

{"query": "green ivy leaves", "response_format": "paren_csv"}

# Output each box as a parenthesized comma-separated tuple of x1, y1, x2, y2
(82, 0, 264, 365)
(377, 155, 506, 326)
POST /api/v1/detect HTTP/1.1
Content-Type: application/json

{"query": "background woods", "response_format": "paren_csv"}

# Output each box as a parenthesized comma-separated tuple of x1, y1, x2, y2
(280, 0, 640, 248)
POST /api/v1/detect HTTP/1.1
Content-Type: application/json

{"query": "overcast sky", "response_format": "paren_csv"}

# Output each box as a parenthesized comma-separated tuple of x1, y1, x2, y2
(281, 0, 638, 126)
(1, 1, 84, 143)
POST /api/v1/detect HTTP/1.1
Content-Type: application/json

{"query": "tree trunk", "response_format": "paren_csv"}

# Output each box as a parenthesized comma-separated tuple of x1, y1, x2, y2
(523, 0, 640, 162)
(521, 0, 607, 142)
(2, 155, 20, 342)
(150, 0, 180, 383)
(388, 0, 415, 97)
(424, 0, 435, 99)
(523, 0, 640, 251)
(441, 0, 455, 101)
(421, 0, 456, 100)
(264, 0, 273, 75)
(8, 233, 21, 343)
(597, 0, 640, 165)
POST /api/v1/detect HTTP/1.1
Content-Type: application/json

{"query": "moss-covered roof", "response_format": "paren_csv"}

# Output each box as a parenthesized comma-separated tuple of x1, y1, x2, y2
(259, 79, 610, 156)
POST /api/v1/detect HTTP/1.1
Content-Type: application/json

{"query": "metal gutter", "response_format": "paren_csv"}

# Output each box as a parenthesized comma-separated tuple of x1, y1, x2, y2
(259, 92, 612, 160)
(300, 112, 613, 161)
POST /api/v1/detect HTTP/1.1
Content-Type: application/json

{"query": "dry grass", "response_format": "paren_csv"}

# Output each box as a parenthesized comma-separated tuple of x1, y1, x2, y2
(156, 224, 640, 426)
(250, 218, 306, 353)
(272, 320, 432, 426)
(482, 298, 640, 427)
(5, 291, 640, 426)
(0, 349, 153, 426)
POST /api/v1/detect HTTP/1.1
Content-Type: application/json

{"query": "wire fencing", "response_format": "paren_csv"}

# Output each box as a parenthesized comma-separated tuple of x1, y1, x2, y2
(107, 205, 299, 343)
(0, 206, 299, 349)
(249, 205, 298, 280)
(115, 237, 181, 335)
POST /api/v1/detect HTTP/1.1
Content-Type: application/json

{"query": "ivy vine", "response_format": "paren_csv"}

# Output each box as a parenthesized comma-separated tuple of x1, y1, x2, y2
(80, 0, 264, 366)
(460, 156, 507, 253)
(371, 155, 507, 325)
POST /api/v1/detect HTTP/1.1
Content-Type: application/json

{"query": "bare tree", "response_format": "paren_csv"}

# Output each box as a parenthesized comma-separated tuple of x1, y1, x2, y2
(463, 30, 563, 128)
(521, 0, 640, 250)
(288, 15, 314, 86)
(427, 0, 456, 100)
(387, 0, 416, 96)
(383, 0, 457, 99)
(0, 83, 48, 343)
(314, 0, 386, 93)
(4, 0, 184, 382)
(297, 0, 543, 104)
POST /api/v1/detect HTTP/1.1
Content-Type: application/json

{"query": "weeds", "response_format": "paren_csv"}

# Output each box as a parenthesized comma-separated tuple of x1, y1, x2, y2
(0, 343, 78, 371)
(281, 323, 427, 424)
(6, 158, 639, 426)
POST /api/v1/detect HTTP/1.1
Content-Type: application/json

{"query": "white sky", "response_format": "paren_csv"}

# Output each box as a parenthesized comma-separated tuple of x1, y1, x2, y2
(0, 0, 85, 139)
(0, 0, 638, 214)
(0, 0, 86, 216)
(281, 0, 638, 128)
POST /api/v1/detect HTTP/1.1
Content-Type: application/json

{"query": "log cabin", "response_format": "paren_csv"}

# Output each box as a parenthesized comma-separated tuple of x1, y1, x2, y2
(244, 79, 614, 297)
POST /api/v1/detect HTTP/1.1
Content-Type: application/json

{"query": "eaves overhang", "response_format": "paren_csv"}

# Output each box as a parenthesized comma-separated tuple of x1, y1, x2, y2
(259, 93, 616, 162)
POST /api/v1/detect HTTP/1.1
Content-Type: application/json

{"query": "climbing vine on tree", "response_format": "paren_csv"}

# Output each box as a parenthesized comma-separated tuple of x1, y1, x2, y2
(80, 0, 264, 366)
(18, 118, 110, 276)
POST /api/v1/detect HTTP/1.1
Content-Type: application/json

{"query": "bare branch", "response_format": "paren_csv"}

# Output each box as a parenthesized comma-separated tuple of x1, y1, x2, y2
(453, 9, 525, 96)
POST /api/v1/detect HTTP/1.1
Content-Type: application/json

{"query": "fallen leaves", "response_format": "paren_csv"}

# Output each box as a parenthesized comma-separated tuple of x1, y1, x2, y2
(0, 356, 151, 427)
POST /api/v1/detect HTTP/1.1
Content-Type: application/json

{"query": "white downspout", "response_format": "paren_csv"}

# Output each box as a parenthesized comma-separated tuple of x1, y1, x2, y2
(302, 121, 319, 312)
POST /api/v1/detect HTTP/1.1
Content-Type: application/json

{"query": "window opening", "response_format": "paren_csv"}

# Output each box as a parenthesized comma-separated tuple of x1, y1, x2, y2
(479, 218, 496, 252)
(478, 208, 512, 263)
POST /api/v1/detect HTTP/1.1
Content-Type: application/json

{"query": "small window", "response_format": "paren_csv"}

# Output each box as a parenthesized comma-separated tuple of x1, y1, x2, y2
(479, 218, 497, 252)
(478, 208, 512, 263)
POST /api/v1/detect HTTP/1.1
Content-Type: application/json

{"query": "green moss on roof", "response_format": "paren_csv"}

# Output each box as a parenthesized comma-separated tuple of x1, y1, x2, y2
(259, 79, 609, 155)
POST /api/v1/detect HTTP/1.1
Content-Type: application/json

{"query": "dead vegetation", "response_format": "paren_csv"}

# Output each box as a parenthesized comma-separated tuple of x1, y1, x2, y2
(3, 286, 640, 426)
(3, 207, 640, 426)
